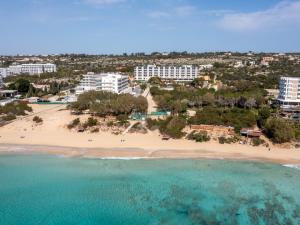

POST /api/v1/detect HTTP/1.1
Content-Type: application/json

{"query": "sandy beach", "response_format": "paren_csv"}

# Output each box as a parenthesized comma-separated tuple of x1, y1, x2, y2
(1, 104, 300, 164)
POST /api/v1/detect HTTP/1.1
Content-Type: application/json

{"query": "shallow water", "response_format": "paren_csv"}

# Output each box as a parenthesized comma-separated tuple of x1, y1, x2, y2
(0, 154, 300, 225)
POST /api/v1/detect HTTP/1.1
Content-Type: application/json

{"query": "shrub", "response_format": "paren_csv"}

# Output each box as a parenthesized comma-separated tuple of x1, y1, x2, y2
(161, 116, 186, 139)
(218, 136, 226, 144)
(252, 138, 265, 146)
(218, 136, 239, 144)
(0, 101, 32, 116)
(146, 116, 186, 139)
(107, 121, 114, 127)
(189, 107, 257, 133)
(187, 131, 210, 142)
(117, 114, 128, 120)
(91, 128, 99, 133)
(146, 118, 160, 131)
(2, 114, 16, 121)
(129, 122, 147, 134)
(140, 83, 147, 91)
(67, 118, 80, 129)
(264, 117, 295, 143)
(33, 116, 43, 124)
(257, 107, 271, 128)
(116, 114, 129, 126)
(84, 117, 98, 128)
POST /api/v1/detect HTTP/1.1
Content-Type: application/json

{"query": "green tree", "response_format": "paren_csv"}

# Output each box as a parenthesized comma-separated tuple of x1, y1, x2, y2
(265, 117, 295, 143)
(161, 116, 186, 139)
(258, 106, 271, 128)
(148, 77, 162, 86)
(71, 91, 148, 116)
(10, 79, 30, 93)
(26, 84, 36, 97)
(191, 78, 204, 88)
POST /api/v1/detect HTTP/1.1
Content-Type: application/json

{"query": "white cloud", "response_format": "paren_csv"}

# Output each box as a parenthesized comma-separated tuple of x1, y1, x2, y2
(147, 5, 195, 19)
(147, 11, 170, 19)
(204, 9, 235, 17)
(84, 0, 126, 5)
(219, 0, 300, 31)
(174, 5, 195, 16)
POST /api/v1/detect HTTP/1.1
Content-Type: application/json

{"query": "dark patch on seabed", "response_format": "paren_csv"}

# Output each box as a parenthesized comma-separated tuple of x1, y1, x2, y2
(1, 156, 300, 225)
(129, 180, 300, 224)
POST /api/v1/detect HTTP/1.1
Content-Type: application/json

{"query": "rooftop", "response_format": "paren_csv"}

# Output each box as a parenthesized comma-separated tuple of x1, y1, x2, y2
(0, 90, 17, 94)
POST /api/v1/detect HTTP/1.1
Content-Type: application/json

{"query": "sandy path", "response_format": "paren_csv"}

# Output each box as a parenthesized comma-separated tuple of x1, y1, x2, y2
(142, 87, 157, 114)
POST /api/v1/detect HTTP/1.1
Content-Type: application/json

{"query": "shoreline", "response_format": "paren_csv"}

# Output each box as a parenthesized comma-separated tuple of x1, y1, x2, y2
(1, 104, 300, 165)
(1, 143, 300, 165)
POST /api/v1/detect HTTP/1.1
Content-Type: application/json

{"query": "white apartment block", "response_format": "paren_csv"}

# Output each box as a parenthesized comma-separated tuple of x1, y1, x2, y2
(75, 72, 129, 95)
(135, 65, 200, 82)
(278, 77, 300, 107)
(0, 76, 3, 87)
(0, 68, 8, 77)
(0, 63, 57, 76)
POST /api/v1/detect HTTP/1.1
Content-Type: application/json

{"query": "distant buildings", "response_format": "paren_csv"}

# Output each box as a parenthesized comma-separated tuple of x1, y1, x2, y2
(75, 72, 129, 95)
(0, 90, 18, 98)
(0, 75, 3, 88)
(278, 77, 300, 107)
(199, 64, 213, 70)
(261, 57, 276, 66)
(0, 68, 8, 78)
(134, 65, 201, 82)
(0, 63, 57, 77)
(234, 61, 244, 68)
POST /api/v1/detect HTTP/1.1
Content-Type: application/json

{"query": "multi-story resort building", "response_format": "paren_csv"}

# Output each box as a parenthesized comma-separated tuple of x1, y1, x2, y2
(0, 63, 57, 77)
(75, 72, 129, 95)
(0, 68, 8, 78)
(134, 65, 200, 82)
(278, 77, 300, 107)
(0, 75, 3, 88)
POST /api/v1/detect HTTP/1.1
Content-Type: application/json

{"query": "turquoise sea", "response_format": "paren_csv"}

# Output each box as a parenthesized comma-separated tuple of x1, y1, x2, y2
(0, 155, 300, 225)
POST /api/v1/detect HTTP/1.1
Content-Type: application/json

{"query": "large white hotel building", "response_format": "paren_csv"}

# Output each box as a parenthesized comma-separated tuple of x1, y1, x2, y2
(0, 63, 57, 77)
(75, 72, 129, 95)
(278, 77, 300, 107)
(134, 65, 200, 82)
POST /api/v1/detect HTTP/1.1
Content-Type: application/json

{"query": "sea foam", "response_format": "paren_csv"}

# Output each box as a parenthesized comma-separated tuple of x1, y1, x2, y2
(283, 164, 300, 170)
(97, 157, 151, 160)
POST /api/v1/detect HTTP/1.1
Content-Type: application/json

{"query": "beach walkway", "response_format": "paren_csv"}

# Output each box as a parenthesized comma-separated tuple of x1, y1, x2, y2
(122, 122, 136, 135)
(142, 87, 157, 114)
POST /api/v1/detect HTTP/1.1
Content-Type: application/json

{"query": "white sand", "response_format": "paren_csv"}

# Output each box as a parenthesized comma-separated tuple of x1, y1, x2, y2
(0, 104, 300, 164)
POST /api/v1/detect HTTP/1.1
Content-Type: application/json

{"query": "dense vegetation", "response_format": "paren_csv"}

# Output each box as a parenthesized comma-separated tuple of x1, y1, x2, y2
(215, 60, 300, 89)
(0, 101, 32, 122)
(8, 79, 31, 93)
(146, 116, 186, 139)
(70, 91, 148, 116)
(7, 78, 74, 97)
(187, 131, 210, 142)
(189, 107, 257, 132)
(149, 77, 300, 143)
(150, 84, 268, 114)
(264, 117, 297, 143)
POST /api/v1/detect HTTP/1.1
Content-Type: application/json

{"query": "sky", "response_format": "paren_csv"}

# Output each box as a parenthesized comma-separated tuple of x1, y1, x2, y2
(0, 0, 300, 54)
